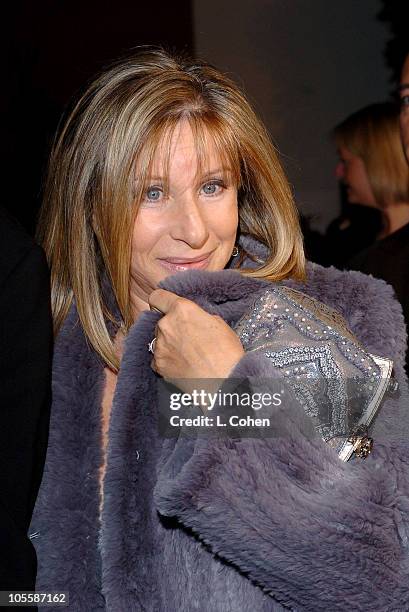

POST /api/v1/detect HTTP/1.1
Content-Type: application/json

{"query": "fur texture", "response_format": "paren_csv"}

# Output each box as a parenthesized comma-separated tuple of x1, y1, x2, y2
(30, 245, 409, 611)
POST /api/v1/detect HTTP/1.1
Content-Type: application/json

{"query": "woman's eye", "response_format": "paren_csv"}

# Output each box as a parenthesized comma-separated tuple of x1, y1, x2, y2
(201, 181, 224, 196)
(400, 95, 409, 109)
(145, 186, 163, 202)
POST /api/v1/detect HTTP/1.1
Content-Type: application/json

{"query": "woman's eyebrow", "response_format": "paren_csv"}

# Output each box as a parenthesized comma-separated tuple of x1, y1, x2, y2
(398, 83, 409, 94)
(200, 167, 232, 178)
(145, 176, 164, 182)
(134, 168, 233, 185)
(134, 176, 164, 184)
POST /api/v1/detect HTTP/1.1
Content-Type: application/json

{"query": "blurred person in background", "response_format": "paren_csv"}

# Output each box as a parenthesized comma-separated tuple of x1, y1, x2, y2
(337, 101, 409, 373)
(329, 102, 409, 267)
(334, 102, 409, 241)
(303, 105, 403, 268)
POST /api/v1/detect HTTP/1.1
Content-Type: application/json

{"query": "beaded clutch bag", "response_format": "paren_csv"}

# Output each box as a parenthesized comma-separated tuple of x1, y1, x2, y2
(234, 286, 394, 461)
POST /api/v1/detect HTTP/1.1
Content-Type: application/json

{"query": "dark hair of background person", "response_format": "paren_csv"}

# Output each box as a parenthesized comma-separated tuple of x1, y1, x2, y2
(1, 1, 193, 235)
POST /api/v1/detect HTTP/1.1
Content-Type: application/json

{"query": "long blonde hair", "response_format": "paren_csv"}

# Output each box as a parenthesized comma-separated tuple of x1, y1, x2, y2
(334, 102, 409, 208)
(38, 48, 305, 371)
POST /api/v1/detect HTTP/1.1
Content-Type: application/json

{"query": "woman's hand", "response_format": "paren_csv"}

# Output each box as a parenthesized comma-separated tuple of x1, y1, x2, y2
(148, 288, 245, 380)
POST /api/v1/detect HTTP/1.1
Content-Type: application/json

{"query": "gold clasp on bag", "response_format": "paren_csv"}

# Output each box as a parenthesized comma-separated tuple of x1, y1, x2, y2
(348, 427, 374, 459)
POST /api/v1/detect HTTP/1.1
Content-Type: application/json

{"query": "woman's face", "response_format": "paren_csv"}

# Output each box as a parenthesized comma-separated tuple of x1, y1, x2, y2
(130, 120, 239, 314)
(335, 146, 377, 207)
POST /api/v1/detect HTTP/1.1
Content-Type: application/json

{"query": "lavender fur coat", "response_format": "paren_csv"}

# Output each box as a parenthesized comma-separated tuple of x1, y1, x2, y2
(30, 239, 409, 611)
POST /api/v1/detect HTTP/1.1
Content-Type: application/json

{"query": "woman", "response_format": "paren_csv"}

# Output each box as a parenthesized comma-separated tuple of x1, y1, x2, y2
(324, 102, 409, 267)
(334, 103, 409, 374)
(334, 102, 409, 239)
(31, 49, 408, 611)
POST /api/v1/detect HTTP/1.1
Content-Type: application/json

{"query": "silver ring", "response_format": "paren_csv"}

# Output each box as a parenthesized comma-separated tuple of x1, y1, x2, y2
(148, 337, 156, 354)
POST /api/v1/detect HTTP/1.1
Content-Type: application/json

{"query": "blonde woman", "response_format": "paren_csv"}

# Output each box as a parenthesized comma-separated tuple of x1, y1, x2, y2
(31, 49, 408, 611)
(334, 102, 409, 238)
(335, 103, 409, 374)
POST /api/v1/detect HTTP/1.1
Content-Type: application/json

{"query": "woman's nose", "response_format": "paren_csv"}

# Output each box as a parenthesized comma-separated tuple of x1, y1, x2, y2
(335, 161, 345, 180)
(170, 196, 210, 248)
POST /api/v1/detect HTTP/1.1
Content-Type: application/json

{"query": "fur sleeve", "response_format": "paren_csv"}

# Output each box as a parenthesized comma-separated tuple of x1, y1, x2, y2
(154, 351, 409, 611)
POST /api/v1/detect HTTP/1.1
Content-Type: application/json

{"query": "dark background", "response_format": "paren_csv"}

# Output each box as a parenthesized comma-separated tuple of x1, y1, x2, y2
(1, 0, 408, 235)
(1, 1, 193, 234)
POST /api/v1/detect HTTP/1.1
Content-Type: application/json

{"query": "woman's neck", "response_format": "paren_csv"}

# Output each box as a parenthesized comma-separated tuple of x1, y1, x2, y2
(379, 202, 409, 238)
(130, 286, 151, 322)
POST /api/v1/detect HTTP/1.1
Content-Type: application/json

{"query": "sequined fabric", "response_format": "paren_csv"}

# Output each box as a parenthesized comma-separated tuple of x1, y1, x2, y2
(234, 286, 392, 457)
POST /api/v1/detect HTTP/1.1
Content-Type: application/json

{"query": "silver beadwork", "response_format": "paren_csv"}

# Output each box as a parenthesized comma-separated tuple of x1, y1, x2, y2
(233, 286, 389, 459)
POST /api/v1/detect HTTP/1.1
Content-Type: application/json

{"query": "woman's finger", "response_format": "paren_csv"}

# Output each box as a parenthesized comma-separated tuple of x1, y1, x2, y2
(149, 288, 184, 314)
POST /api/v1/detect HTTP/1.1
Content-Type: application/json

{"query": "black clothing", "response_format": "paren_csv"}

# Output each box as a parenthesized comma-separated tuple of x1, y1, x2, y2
(348, 222, 409, 373)
(301, 205, 383, 268)
(0, 207, 52, 597)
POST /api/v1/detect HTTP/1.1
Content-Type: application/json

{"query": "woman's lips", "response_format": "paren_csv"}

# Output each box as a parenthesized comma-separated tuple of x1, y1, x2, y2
(158, 253, 213, 271)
